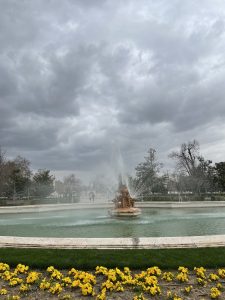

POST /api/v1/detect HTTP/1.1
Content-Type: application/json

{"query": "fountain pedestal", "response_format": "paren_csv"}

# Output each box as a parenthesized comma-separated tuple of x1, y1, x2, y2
(109, 185, 141, 217)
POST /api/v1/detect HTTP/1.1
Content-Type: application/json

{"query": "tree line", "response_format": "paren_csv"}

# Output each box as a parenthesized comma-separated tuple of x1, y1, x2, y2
(0, 148, 55, 199)
(1, 140, 225, 202)
(130, 140, 225, 197)
(0, 148, 84, 202)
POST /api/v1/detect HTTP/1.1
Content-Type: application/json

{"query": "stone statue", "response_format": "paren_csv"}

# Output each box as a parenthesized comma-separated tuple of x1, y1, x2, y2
(114, 185, 134, 208)
(109, 183, 141, 217)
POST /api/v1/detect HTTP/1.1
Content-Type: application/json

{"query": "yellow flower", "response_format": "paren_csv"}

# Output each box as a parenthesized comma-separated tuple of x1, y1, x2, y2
(47, 265, 55, 273)
(106, 269, 117, 281)
(62, 276, 72, 285)
(26, 271, 40, 284)
(218, 268, 225, 279)
(124, 267, 130, 274)
(71, 279, 80, 288)
(1, 270, 12, 281)
(176, 272, 188, 283)
(145, 275, 158, 285)
(39, 278, 51, 290)
(147, 266, 162, 276)
(51, 269, 62, 280)
(0, 288, 7, 295)
(9, 277, 23, 286)
(149, 285, 161, 296)
(162, 272, 174, 282)
(80, 282, 94, 295)
(15, 263, 29, 274)
(95, 266, 108, 275)
(113, 281, 124, 292)
(0, 262, 10, 272)
(183, 285, 192, 294)
(197, 277, 207, 286)
(11, 296, 21, 300)
(194, 267, 206, 279)
(96, 290, 106, 300)
(133, 293, 147, 300)
(178, 266, 188, 274)
(217, 282, 222, 290)
(102, 279, 114, 290)
(210, 287, 221, 299)
(19, 283, 30, 292)
(167, 290, 173, 299)
(209, 273, 219, 281)
(68, 267, 77, 276)
(167, 290, 182, 300)
(49, 282, 63, 294)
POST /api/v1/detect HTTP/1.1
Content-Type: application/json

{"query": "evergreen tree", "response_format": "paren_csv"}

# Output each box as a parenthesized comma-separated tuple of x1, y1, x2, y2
(214, 162, 225, 192)
(134, 148, 163, 196)
(33, 169, 54, 198)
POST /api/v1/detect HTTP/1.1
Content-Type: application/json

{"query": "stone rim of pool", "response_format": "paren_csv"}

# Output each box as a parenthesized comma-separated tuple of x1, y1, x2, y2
(1, 201, 225, 249)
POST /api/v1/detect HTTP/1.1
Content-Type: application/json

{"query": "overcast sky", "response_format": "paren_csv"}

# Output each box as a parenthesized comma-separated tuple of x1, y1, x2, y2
(1, 0, 225, 183)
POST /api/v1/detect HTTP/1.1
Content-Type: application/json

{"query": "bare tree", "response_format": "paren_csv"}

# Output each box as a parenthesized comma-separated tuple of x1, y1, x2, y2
(169, 140, 213, 194)
(55, 180, 64, 198)
(169, 140, 200, 176)
(63, 174, 81, 202)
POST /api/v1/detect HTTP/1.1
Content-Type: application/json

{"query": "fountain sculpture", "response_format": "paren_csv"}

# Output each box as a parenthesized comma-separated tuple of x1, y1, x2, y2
(109, 184, 141, 217)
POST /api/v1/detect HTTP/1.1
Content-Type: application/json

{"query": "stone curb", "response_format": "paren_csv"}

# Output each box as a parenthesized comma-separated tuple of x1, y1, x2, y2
(1, 201, 225, 213)
(0, 235, 225, 249)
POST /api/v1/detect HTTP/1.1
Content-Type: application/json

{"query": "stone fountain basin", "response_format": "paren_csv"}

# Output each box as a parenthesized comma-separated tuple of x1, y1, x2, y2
(1, 202, 225, 249)
(109, 207, 141, 217)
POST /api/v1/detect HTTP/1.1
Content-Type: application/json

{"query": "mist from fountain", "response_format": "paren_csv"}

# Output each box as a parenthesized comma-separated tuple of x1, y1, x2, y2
(109, 143, 145, 201)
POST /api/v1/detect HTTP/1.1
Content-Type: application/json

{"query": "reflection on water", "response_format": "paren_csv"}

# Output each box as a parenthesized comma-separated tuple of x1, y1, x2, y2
(0, 207, 225, 238)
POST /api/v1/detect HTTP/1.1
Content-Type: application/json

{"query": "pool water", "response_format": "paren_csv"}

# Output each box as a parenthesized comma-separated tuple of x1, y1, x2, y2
(1, 207, 225, 238)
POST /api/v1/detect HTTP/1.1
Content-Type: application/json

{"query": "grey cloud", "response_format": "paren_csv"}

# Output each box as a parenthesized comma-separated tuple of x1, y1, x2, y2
(15, 50, 83, 118)
(1, 0, 225, 181)
(0, 61, 18, 97)
(0, 115, 61, 151)
(1, 44, 100, 121)
(28, 133, 113, 172)
(173, 74, 225, 131)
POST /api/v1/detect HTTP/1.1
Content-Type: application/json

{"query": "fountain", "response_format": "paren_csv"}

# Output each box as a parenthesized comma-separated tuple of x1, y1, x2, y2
(2, 147, 225, 249)
(2, 162, 225, 248)
(109, 184, 141, 217)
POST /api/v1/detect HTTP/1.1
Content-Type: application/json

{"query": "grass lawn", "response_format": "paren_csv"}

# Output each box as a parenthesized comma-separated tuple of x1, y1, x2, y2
(0, 247, 225, 269)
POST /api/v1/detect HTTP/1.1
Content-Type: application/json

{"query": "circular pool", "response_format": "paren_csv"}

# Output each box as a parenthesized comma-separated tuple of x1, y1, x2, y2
(1, 206, 225, 238)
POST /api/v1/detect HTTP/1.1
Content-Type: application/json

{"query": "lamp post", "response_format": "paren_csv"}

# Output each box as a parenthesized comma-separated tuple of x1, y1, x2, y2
(13, 181, 16, 204)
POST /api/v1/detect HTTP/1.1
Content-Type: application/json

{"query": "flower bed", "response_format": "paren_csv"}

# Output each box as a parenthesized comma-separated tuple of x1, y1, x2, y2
(0, 262, 225, 299)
